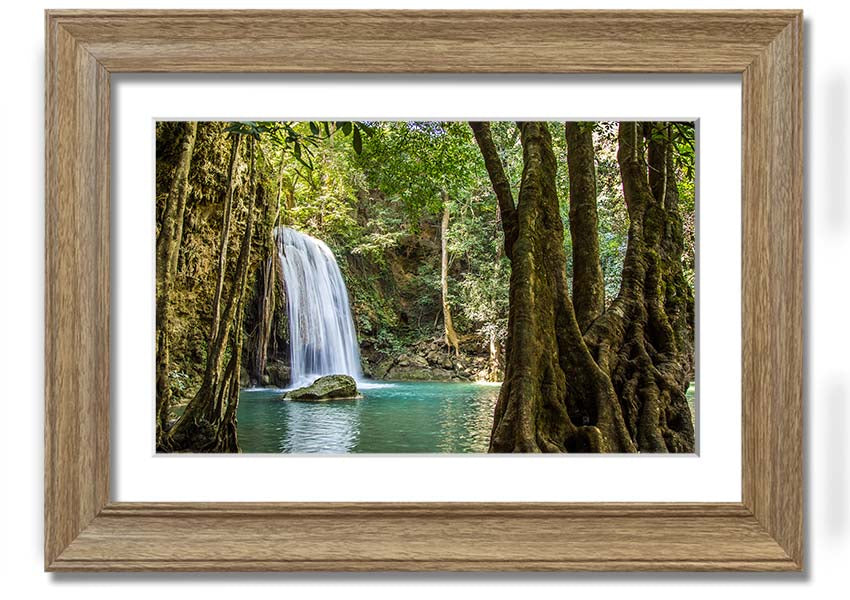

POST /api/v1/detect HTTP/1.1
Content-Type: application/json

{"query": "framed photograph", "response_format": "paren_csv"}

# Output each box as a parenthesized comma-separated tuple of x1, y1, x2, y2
(45, 10, 803, 571)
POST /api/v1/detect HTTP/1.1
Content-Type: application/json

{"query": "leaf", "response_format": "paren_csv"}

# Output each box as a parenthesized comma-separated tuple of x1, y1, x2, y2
(309, 122, 320, 136)
(340, 121, 352, 136)
(357, 122, 376, 137)
(353, 127, 363, 154)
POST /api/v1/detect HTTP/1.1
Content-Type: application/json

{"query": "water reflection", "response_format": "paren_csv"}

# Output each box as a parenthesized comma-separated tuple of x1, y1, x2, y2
(280, 399, 361, 453)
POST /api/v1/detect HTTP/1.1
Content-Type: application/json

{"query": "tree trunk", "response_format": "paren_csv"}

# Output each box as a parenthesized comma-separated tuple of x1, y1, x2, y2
(251, 154, 288, 381)
(155, 121, 197, 441)
(210, 132, 242, 345)
(162, 136, 259, 453)
(565, 122, 605, 330)
(440, 192, 460, 356)
(488, 330, 502, 382)
(583, 122, 695, 452)
(476, 122, 634, 453)
(469, 122, 518, 259)
(251, 254, 276, 382)
(648, 123, 696, 388)
(472, 120, 693, 453)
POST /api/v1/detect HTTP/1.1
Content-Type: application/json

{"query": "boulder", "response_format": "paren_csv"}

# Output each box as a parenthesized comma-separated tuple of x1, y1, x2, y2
(265, 360, 291, 388)
(432, 368, 458, 380)
(282, 374, 361, 402)
(409, 353, 429, 368)
(373, 357, 394, 380)
(385, 365, 461, 381)
(361, 361, 374, 379)
(384, 365, 431, 380)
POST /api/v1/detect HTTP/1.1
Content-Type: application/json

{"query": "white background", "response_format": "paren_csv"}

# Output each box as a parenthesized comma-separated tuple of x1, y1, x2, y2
(1, 0, 847, 596)
(113, 75, 740, 502)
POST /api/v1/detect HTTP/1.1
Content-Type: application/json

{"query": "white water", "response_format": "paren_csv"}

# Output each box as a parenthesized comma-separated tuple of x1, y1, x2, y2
(276, 227, 363, 387)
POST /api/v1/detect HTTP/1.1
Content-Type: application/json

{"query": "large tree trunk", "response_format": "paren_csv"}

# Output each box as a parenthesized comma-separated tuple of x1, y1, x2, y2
(565, 122, 605, 330)
(162, 137, 259, 453)
(583, 122, 695, 452)
(440, 192, 461, 356)
(472, 120, 693, 453)
(155, 121, 197, 442)
(474, 122, 633, 453)
(647, 124, 696, 388)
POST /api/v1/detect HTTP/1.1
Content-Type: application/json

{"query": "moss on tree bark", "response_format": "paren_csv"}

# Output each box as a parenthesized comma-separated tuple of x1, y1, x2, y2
(473, 120, 694, 453)
(565, 122, 605, 331)
(161, 136, 260, 453)
(155, 121, 197, 444)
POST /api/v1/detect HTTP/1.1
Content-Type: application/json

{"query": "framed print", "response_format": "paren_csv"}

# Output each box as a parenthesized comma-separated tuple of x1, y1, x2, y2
(45, 10, 803, 571)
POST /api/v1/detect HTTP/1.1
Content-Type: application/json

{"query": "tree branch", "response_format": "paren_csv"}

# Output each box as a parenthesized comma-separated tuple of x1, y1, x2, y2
(469, 122, 518, 259)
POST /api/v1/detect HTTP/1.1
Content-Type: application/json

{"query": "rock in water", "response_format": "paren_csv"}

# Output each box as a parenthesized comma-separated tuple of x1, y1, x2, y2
(282, 374, 361, 402)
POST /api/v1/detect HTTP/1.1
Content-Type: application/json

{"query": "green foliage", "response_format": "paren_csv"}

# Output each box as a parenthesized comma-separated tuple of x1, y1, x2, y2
(349, 203, 406, 266)
(356, 121, 481, 214)
(445, 191, 510, 340)
(671, 122, 696, 180)
(677, 165, 696, 287)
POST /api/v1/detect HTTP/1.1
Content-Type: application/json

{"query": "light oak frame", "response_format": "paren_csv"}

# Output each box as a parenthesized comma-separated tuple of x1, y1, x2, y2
(45, 10, 803, 572)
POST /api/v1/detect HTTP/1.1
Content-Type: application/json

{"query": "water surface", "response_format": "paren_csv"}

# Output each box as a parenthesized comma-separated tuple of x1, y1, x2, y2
(237, 381, 500, 453)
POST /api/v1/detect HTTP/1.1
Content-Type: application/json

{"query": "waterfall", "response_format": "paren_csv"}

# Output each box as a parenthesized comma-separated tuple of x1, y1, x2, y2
(276, 227, 363, 387)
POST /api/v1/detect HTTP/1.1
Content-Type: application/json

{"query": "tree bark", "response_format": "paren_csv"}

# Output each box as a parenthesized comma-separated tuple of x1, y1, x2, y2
(250, 154, 286, 383)
(583, 122, 695, 452)
(565, 122, 605, 330)
(251, 255, 276, 382)
(440, 192, 461, 356)
(162, 136, 259, 453)
(155, 121, 197, 441)
(473, 120, 693, 453)
(482, 122, 633, 453)
(469, 122, 518, 259)
(210, 132, 242, 345)
(488, 330, 502, 382)
(648, 123, 695, 388)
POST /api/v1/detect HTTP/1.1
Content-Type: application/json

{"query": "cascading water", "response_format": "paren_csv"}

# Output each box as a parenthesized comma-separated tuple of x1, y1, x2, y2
(276, 227, 363, 387)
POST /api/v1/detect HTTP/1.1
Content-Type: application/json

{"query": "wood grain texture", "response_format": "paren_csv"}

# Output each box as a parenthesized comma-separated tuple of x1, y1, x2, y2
(43, 10, 804, 572)
(50, 503, 792, 572)
(51, 10, 796, 73)
(44, 15, 110, 569)
(741, 11, 804, 567)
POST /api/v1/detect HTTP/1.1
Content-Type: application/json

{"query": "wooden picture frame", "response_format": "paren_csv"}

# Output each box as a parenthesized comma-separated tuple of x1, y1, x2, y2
(45, 10, 803, 572)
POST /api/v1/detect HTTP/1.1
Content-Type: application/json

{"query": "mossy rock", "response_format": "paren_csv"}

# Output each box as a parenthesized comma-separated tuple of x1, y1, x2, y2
(281, 374, 361, 402)
(265, 360, 291, 388)
(384, 365, 460, 381)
